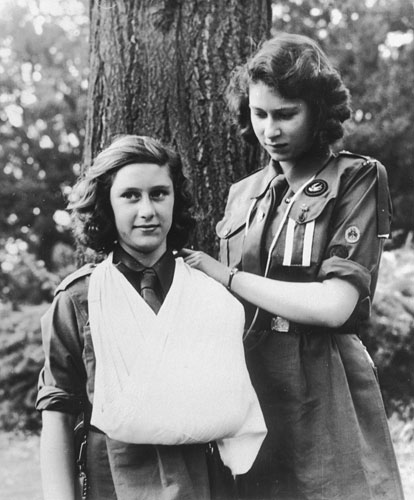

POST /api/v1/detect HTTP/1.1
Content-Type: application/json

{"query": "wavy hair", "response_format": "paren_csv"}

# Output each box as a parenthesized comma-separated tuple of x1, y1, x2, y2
(69, 135, 195, 254)
(226, 33, 351, 150)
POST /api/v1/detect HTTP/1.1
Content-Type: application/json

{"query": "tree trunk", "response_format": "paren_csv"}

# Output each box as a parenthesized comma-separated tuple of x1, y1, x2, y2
(85, 0, 271, 253)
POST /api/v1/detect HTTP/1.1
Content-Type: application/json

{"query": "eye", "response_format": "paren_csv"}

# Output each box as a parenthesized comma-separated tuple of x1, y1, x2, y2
(251, 109, 267, 119)
(121, 190, 140, 200)
(277, 109, 298, 120)
(151, 189, 170, 201)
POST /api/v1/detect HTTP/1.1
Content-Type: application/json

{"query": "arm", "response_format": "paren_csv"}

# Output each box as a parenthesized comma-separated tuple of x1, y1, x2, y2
(36, 282, 89, 500)
(40, 410, 77, 500)
(181, 250, 358, 328)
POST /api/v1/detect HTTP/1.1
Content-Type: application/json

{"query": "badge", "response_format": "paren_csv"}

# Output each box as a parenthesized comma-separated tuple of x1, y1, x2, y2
(345, 226, 360, 243)
(330, 245, 349, 258)
(304, 179, 328, 197)
(298, 204, 309, 223)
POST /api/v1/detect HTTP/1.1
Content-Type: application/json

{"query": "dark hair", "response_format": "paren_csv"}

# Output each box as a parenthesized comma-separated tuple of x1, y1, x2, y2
(226, 32, 351, 150)
(69, 135, 195, 253)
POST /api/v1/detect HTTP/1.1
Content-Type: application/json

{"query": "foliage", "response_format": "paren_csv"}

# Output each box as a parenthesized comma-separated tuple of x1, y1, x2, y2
(0, 239, 75, 307)
(0, 0, 89, 266)
(0, 303, 48, 432)
(272, 0, 414, 238)
(360, 247, 414, 415)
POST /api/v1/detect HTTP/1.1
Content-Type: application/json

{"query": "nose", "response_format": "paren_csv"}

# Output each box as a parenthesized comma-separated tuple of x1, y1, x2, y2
(138, 195, 155, 219)
(264, 118, 281, 141)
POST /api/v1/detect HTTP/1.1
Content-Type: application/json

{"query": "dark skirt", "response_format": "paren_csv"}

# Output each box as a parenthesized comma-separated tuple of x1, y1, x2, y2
(237, 331, 405, 500)
(85, 433, 235, 500)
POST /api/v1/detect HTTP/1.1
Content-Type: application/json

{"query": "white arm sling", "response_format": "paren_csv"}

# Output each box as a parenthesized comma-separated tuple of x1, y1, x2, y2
(88, 255, 267, 474)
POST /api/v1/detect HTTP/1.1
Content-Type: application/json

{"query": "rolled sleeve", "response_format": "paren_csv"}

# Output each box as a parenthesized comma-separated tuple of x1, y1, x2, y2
(36, 289, 87, 415)
(318, 256, 371, 298)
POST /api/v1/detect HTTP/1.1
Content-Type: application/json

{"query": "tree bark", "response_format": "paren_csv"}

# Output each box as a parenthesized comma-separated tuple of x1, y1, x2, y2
(85, 0, 271, 253)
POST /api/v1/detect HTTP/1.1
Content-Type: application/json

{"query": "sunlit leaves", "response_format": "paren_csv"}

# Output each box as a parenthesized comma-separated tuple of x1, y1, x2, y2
(0, 0, 89, 265)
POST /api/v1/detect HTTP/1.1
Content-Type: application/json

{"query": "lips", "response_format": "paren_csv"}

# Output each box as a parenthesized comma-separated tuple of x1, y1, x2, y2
(134, 225, 160, 231)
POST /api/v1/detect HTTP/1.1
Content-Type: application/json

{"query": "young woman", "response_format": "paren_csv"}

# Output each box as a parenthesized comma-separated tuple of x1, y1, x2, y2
(36, 135, 266, 500)
(182, 33, 405, 500)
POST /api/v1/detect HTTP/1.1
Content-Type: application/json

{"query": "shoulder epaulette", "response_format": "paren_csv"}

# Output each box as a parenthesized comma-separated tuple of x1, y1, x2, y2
(337, 150, 377, 167)
(55, 263, 95, 295)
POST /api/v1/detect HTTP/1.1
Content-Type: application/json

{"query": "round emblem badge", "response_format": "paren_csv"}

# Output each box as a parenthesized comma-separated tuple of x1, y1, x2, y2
(304, 179, 328, 197)
(345, 226, 361, 243)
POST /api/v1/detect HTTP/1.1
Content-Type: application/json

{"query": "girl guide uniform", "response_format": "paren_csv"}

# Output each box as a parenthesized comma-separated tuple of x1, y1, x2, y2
(36, 247, 267, 500)
(216, 151, 405, 500)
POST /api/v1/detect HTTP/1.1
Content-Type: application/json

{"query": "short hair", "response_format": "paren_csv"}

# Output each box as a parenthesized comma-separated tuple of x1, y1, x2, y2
(226, 32, 351, 150)
(69, 135, 195, 254)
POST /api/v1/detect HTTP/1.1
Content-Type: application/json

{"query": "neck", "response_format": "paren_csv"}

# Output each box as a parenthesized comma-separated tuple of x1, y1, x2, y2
(279, 149, 331, 191)
(119, 242, 167, 268)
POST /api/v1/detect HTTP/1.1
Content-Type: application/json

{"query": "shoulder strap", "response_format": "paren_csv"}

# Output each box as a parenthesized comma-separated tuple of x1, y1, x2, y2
(375, 161, 391, 238)
(55, 264, 95, 295)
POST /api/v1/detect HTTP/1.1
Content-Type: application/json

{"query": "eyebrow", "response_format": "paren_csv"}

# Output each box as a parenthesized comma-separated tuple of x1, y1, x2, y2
(249, 103, 299, 110)
(117, 184, 173, 191)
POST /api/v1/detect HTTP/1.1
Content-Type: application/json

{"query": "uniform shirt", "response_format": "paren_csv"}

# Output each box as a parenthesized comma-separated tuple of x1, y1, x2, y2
(36, 246, 176, 415)
(216, 151, 391, 331)
(113, 245, 175, 302)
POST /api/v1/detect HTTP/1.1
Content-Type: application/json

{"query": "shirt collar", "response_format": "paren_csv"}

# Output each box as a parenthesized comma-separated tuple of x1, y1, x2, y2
(250, 160, 285, 200)
(113, 245, 176, 297)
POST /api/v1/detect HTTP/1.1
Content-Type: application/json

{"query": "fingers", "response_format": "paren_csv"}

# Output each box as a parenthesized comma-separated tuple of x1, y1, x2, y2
(177, 248, 194, 257)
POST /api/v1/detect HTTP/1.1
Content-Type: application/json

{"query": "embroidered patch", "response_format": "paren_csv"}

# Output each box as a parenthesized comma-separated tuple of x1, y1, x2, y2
(330, 245, 349, 259)
(345, 226, 360, 243)
(304, 179, 328, 197)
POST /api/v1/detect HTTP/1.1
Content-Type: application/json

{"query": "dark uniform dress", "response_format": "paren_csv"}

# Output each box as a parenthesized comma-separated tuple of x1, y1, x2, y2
(36, 246, 233, 500)
(216, 151, 405, 500)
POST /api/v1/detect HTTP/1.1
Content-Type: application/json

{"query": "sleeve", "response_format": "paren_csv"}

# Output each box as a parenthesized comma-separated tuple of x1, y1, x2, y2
(317, 160, 389, 301)
(36, 289, 88, 415)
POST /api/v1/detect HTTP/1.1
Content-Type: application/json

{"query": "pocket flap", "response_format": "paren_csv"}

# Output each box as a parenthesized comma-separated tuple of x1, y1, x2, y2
(216, 211, 247, 239)
(290, 187, 337, 224)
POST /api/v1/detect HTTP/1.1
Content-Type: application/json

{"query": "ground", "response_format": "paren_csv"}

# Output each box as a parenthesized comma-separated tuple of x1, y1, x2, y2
(0, 428, 413, 500)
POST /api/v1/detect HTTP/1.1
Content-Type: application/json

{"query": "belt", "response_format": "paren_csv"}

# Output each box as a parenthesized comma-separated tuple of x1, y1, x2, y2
(270, 316, 356, 335)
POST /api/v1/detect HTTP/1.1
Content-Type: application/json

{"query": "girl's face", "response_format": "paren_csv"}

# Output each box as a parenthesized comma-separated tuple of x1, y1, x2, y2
(109, 163, 174, 266)
(249, 81, 314, 167)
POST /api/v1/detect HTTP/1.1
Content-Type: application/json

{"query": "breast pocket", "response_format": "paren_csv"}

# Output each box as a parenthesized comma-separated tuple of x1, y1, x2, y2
(216, 213, 247, 268)
(280, 190, 337, 268)
(82, 324, 96, 400)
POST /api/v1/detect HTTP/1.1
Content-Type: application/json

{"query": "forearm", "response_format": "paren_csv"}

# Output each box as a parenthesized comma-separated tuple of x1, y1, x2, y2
(40, 410, 77, 500)
(230, 271, 359, 328)
(182, 249, 360, 327)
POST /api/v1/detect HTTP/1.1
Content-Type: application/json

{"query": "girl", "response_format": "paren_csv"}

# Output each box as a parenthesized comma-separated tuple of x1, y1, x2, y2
(36, 135, 266, 500)
(183, 33, 405, 500)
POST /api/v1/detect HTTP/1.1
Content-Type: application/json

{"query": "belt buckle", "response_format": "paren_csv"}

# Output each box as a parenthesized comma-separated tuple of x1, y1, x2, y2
(271, 316, 290, 333)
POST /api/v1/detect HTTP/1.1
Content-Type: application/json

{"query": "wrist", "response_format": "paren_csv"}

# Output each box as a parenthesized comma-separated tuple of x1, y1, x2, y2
(227, 267, 240, 291)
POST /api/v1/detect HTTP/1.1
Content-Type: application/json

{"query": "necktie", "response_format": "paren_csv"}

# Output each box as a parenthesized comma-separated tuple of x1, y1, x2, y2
(242, 174, 287, 276)
(139, 268, 162, 314)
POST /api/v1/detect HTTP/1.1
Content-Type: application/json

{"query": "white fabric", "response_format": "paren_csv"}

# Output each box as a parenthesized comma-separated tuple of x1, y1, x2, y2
(88, 255, 267, 474)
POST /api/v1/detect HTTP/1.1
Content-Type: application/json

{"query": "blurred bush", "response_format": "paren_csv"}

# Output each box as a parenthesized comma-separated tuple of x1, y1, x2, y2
(0, 303, 48, 432)
(0, 239, 76, 307)
(360, 246, 414, 418)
